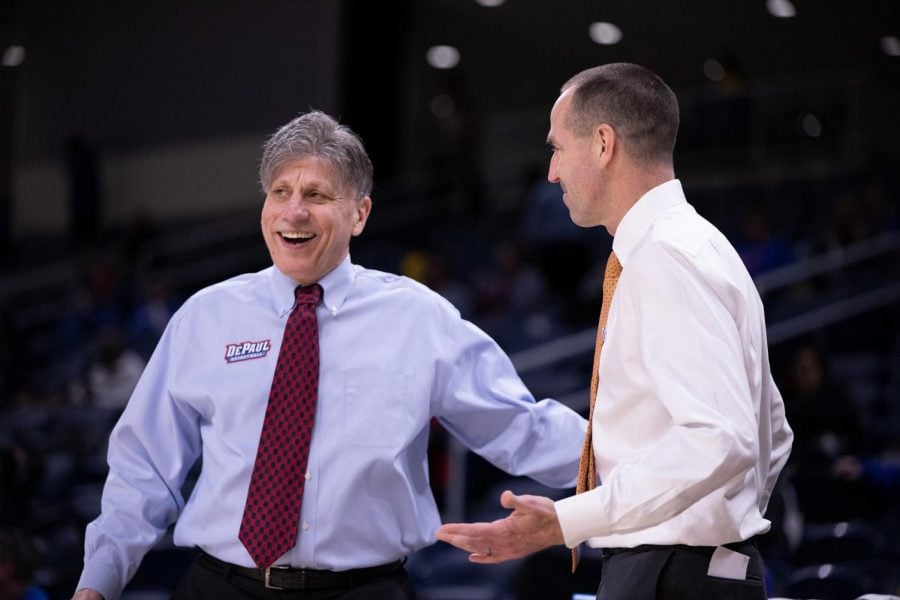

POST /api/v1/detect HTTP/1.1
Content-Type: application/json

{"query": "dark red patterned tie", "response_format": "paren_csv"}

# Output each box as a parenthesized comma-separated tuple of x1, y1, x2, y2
(239, 284, 321, 569)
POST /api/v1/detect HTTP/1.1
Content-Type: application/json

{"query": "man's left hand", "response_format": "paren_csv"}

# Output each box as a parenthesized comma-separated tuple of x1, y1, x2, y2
(435, 490, 565, 563)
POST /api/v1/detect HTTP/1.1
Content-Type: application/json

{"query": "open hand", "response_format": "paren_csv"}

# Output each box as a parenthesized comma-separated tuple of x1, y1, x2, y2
(435, 490, 565, 563)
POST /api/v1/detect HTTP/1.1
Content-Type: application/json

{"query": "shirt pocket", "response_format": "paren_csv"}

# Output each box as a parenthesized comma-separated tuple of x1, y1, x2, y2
(342, 369, 411, 447)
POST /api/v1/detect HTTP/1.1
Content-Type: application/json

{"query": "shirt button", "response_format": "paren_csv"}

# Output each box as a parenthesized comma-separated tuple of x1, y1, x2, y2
(305, 472, 312, 481)
(302, 522, 310, 531)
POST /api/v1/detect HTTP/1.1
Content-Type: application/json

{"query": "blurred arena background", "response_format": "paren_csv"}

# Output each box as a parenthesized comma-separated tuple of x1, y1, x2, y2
(1, 1, 898, 598)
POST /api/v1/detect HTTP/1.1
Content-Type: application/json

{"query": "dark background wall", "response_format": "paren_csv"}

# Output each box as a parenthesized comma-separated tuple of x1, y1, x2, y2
(3, 0, 898, 243)
(11, 0, 340, 158)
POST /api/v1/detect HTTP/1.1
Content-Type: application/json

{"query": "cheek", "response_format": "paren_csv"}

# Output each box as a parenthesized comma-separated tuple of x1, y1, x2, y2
(261, 204, 278, 225)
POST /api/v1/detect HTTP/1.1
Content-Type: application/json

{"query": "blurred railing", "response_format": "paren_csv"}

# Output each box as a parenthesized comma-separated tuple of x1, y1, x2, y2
(493, 230, 900, 384)
(441, 230, 900, 521)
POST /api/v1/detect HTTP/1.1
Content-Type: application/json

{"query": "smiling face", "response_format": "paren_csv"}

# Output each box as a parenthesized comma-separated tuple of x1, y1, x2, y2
(261, 157, 372, 285)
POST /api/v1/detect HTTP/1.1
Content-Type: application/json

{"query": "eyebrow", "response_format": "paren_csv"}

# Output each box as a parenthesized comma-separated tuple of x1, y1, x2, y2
(271, 178, 333, 192)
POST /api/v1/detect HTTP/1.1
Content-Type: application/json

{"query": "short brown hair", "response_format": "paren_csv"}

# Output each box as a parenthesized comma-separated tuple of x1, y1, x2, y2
(562, 63, 679, 164)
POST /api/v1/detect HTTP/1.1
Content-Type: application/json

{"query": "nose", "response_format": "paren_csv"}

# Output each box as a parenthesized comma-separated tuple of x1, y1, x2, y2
(547, 153, 560, 183)
(285, 192, 311, 218)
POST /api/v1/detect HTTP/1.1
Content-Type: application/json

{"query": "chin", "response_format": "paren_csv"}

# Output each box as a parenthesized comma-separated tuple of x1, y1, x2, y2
(568, 212, 589, 228)
(275, 264, 312, 283)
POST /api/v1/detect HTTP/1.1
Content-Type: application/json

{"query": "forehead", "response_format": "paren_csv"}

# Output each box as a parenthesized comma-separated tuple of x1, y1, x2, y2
(548, 90, 575, 139)
(272, 157, 341, 186)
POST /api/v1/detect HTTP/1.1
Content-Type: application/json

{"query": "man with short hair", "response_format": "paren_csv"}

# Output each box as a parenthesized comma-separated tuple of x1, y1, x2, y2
(437, 63, 793, 600)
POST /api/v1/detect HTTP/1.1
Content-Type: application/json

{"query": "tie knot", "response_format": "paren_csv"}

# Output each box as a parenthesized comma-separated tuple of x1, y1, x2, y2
(294, 284, 322, 307)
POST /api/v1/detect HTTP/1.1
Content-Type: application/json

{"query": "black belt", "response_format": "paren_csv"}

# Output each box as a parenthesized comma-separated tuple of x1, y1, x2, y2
(198, 551, 404, 591)
(601, 537, 757, 559)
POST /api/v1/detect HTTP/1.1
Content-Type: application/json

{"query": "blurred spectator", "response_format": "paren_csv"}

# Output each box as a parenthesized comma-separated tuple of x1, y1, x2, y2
(825, 190, 871, 249)
(518, 176, 586, 248)
(0, 530, 48, 600)
(858, 179, 899, 235)
(50, 261, 128, 395)
(783, 343, 862, 467)
(518, 171, 593, 318)
(470, 239, 564, 353)
(127, 277, 181, 360)
(400, 249, 475, 318)
(781, 343, 886, 522)
(475, 239, 545, 319)
(85, 327, 145, 410)
(735, 207, 795, 276)
(832, 439, 900, 501)
(819, 178, 898, 254)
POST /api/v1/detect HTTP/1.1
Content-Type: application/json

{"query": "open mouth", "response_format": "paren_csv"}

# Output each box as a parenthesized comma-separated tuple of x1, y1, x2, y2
(280, 232, 315, 246)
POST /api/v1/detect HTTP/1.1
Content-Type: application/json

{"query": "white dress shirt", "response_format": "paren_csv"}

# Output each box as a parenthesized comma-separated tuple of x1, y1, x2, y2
(555, 179, 793, 549)
(78, 256, 586, 599)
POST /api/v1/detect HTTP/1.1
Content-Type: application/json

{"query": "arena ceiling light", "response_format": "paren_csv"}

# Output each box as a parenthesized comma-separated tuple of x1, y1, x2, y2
(766, 0, 796, 18)
(474, 0, 505, 6)
(426, 45, 460, 69)
(801, 113, 823, 138)
(2, 45, 25, 67)
(882, 36, 900, 57)
(703, 59, 726, 82)
(589, 22, 623, 45)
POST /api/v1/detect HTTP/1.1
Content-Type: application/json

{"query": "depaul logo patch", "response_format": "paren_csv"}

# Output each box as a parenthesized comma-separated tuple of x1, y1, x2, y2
(225, 339, 272, 363)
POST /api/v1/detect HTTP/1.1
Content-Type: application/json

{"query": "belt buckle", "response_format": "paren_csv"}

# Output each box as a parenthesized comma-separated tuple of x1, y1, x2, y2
(264, 565, 292, 590)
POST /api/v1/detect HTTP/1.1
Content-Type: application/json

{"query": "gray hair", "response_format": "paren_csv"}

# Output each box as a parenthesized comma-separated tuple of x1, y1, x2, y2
(561, 63, 679, 165)
(259, 110, 373, 199)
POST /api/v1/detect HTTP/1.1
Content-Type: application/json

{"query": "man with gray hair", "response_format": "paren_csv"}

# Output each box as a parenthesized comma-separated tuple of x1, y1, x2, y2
(72, 111, 586, 600)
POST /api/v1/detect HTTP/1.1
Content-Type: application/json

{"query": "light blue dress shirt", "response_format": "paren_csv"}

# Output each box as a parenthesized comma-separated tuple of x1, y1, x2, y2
(78, 256, 586, 598)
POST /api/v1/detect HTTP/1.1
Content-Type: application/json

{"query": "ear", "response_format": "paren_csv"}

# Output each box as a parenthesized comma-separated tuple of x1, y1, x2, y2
(351, 196, 372, 237)
(593, 123, 616, 167)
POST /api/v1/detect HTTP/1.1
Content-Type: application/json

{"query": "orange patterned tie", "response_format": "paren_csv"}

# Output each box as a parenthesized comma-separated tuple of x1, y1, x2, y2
(572, 251, 622, 572)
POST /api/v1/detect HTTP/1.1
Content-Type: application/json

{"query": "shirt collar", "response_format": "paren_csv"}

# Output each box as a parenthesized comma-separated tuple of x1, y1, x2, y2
(612, 179, 685, 267)
(268, 255, 355, 317)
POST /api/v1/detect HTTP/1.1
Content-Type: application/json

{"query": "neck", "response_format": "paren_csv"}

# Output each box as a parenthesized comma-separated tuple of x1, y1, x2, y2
(606, 162, 675, 235)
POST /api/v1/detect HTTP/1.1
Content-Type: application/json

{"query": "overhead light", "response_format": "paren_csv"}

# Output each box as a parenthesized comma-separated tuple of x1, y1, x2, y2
(426, 45, 460, 69)
(882, 36, 900, 57)
(703, 59, 726, 82)
(767, 0, 796, 18)
(801, 113, 822, 138)
(2, 45, 25, 67)
(589, 22, 623, 45)
(474, 0, 505, 6)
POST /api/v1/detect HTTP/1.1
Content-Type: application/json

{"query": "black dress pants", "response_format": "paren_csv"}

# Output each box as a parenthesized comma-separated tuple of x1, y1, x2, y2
(171, 554, 416, 600)
(596, 540, 766, 600)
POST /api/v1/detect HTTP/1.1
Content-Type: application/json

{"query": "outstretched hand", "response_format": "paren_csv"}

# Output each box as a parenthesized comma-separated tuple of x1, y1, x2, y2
(435, 490, 565, 563)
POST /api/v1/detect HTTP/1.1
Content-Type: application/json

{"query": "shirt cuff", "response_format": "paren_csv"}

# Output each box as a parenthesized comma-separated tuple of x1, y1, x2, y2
(77, 562, 122, 600)
(554, 489, 605, 548)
